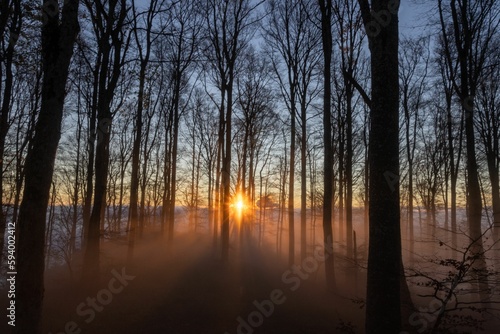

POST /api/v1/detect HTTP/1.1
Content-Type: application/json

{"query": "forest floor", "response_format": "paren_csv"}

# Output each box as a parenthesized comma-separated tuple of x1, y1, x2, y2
(2, 229, 364, 334)
(3, 214, 499, 333)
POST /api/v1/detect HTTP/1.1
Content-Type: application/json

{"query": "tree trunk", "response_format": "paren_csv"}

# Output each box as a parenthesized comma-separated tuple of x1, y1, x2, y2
(288, 109, 296, 265)
(319, 0, 336, 290)
(82, 0, 128, 282)
(357, 0, 401, 332)
(168, 72, 181, 242)
(82, 56, 100, 248)
(338, 104, 344, 243)
(488, 156, 500, 236)
(128, 0, 156, 254)
(300, 104, 307, 260)
(15, 1, 79, 332)
(83, 112, 111, 282)
(70, 107, 83, 259)
(345, 88, 353, 258)
(221, 82, 234, 262)
(0, 0, 21, 265)
(127, 60, 145, 262)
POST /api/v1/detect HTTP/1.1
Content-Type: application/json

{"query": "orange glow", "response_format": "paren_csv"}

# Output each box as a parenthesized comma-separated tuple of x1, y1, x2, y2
(232, 193, 247, 216)
(235, 198, 245, 211)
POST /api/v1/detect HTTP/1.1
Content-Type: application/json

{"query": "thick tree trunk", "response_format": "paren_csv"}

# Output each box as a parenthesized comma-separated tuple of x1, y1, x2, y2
(357, 0, 402, 332)
(15, 1, 79, 332)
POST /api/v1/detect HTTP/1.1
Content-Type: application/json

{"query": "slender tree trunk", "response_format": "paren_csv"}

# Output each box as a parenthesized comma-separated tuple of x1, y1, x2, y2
(221, 82, 234, 262)
(288, 109, 296, 265)
(404, 95, 414, 253)
(70, 108, 83, 258)
(128, 0, 156, 248)
(0, 0, 21, 265)
(168, 72, 181, 242)
(161, 112, 173, 236)
(213, 98, 224, 249)
(83, 110, 111, 282)
(300, 104, 307, 260)
(363, 109, 369, 252)
(127, 62, 144, 262)
(485, 151, 500, 234)
(319, 0, 335, 290)
(338, 106, 344, 242)
(83, 0, 128, 281)
(82, 58, 100, 248)
(345, 89, 353, 258)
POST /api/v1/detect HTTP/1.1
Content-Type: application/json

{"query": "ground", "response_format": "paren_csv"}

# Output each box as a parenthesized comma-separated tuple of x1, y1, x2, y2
(1, 230, 362, 334)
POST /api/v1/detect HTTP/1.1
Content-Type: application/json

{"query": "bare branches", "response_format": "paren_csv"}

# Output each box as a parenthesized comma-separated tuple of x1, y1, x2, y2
(407, 225, 500, 332)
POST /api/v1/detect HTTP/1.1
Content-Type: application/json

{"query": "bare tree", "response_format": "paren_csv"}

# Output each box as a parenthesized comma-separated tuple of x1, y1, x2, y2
(332, 0, 365, 258)
(128, 0, 163, 262)
(0, 0, 22, 264)
(203, 0, 262, 261)
(399, 35, 430, 251)
(162, 0, 202, 242)
(356, 0, 402, 332)
(234, 49, 278, 238)
(82, 0, 130, 282)
(15, 0, 80, 332)
(191, 90, 219, 239)
(262, 0, 317, 264)
(437, 0, 499, 300)
(415, 108, 446, 230)
(476, 43, 500, 239)
(319, 0, 336, 290)
(435, 37, 464, 249)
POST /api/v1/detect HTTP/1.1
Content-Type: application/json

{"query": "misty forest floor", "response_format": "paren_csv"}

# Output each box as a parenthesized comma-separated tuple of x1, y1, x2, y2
(10, 230, 363, 334)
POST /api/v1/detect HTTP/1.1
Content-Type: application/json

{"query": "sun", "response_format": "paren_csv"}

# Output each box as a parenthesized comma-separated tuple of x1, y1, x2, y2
(232, 193, 246, 216)
(235, 198, 245, 211)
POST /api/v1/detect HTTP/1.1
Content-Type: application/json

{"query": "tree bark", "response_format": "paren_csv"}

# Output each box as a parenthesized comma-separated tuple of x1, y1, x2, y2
(300, 102, 307, 261)
(0, 0, 21, 265)
(288, 108, 296, 265)
(82, 0, 128, 283)
(319, 0, 336, 290)
(357, 0, 402, 332)
(15, 1, 79, 332)
(128, 0, 156, 260)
